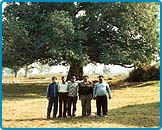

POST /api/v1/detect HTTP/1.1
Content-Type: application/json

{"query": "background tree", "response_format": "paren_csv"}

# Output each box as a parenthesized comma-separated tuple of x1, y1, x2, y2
(3, 3, 39, 77)
(2, 2, 160, 79)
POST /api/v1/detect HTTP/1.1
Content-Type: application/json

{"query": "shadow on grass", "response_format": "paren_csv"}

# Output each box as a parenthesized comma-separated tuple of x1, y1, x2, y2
(3, 102, 160, 128)
(3, 81, 159, 100)
(111, 81, 159, 90)
(2, 83, 47, 100)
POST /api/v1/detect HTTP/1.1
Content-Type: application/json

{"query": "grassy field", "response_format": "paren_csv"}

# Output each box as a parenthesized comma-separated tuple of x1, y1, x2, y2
(2, 78, 160, 128)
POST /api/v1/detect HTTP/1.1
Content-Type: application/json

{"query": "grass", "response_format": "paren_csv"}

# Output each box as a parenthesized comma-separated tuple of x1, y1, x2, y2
(2, 79, 160, 128)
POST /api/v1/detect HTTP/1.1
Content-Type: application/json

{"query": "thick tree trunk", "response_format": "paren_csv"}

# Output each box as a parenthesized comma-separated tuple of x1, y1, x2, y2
(67, 62, 83, 81)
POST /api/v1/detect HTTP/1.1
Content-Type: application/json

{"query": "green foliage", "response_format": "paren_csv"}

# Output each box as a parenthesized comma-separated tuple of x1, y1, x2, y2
(2, 3, 38, 74)
(2, 2, 160, 73)
(126, 65, 160, 82)
(83, 3, 159, 66)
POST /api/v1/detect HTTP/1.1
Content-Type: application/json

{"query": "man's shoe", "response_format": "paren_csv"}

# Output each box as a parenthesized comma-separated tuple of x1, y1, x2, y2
(103, 113, 108, 117)
(47, 116, 50, 120)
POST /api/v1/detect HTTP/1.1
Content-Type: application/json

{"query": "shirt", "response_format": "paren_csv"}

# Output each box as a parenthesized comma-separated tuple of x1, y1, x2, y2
(93, 82, 111, 97)
(46, 82, 58, 97)
(67, 82, 78, 97)
(58, 82, 68, 93)
(78, 81, 93, 97)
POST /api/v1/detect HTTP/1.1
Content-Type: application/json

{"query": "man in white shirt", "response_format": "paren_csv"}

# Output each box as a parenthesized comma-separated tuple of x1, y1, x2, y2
(58, 76, 68, 118)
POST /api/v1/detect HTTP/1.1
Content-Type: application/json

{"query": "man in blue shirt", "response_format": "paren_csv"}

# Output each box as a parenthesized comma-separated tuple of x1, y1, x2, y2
(93, 75, 112, 116)
(46, 77, 58, 119)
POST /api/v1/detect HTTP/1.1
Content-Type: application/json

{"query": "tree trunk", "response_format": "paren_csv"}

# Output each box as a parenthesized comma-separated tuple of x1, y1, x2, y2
(13, 67, 19, 78)
(24, 64, 28, 77)
(67, 62, 83, 81)
(14, 70, 18, 78)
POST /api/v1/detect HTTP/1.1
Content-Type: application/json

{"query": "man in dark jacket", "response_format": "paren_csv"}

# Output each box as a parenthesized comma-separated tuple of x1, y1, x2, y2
(78, 75, 93, 117)
(46, 77, 58, 119)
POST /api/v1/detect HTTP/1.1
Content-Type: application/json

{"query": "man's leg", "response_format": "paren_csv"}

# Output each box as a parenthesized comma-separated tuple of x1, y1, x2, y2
(86, 95, 92, 116)
(102, 95, 108, 115)
(47, 98, 54, 119)
(58, 93, 63, 117)
(63, 93, 68, 117)
(80, 95, 86, 117)
(53, 96, 58, 118)
(96, 96, 101, 116)
(72, 96, 78, 116)
(68, 97, 72, 116)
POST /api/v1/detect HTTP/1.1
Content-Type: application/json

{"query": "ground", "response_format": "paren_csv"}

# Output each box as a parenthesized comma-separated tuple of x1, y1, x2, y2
(2, 77, 160, 128)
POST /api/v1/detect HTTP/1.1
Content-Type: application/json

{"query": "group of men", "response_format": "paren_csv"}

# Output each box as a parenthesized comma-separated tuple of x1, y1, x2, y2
(46, 75, 112, 119)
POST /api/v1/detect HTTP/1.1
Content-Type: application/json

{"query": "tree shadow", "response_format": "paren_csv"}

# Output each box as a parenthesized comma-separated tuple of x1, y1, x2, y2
(3, 118, 47, 122)
(54, 102, 160, 127)
(3, 81, 159, 100)
(107, 102, 160, 127)
(110, 81, 158, 90)
(3, 102, 160, 128)
(2, 83, 47, 100)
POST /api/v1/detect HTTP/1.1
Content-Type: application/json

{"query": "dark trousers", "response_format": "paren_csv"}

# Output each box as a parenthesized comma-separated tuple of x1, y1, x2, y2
(47, 97, 58, 118)
(68, 96, 78, 116)
(58, 92, 68, 117)
(96, 95, 108, 116)
(80, 95, 91, 116)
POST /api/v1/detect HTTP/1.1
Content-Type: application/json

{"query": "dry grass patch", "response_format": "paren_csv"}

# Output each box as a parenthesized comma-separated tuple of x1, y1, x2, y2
(2, 80, 160, 128)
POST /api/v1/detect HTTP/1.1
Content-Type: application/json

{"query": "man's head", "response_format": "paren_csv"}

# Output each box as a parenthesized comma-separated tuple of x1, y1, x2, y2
(83, 75, 89, 82)
(71, 76, 76, 83)
(61, 76, 65, 83)
(98, 75, 104, 83)
(52, 76, 57, 83)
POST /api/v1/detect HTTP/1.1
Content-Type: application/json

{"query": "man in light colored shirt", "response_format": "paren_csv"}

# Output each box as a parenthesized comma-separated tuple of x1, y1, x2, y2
(67, 76, 79, 117)
(93, 75, 112, 116)
(58, 76, 68, 118)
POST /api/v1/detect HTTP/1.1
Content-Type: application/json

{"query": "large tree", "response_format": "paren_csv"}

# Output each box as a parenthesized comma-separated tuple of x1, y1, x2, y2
(2, 2, 160, 79)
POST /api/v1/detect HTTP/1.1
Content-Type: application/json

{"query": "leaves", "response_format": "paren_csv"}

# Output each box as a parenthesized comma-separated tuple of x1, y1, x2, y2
(2, 2, 160, 69)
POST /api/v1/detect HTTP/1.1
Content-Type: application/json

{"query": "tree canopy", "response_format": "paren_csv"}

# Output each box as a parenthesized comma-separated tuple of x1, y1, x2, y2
(2, 2, 160, 79)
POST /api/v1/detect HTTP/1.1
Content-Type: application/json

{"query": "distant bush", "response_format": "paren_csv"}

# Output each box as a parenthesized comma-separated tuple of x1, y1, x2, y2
(126, 65, 160, 82)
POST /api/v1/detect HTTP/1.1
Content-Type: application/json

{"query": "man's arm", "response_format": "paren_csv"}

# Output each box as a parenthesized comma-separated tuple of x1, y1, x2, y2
(89, 82, 93, 96)
(46, 85, 50, 99)
(93, 84, 97, 99)
(56, 84, 59, 95)
(78, 83, 81, 99)
(106, 83, 112, 99)
(57, 83, 60, 93)
(67, 83, 70, 92)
